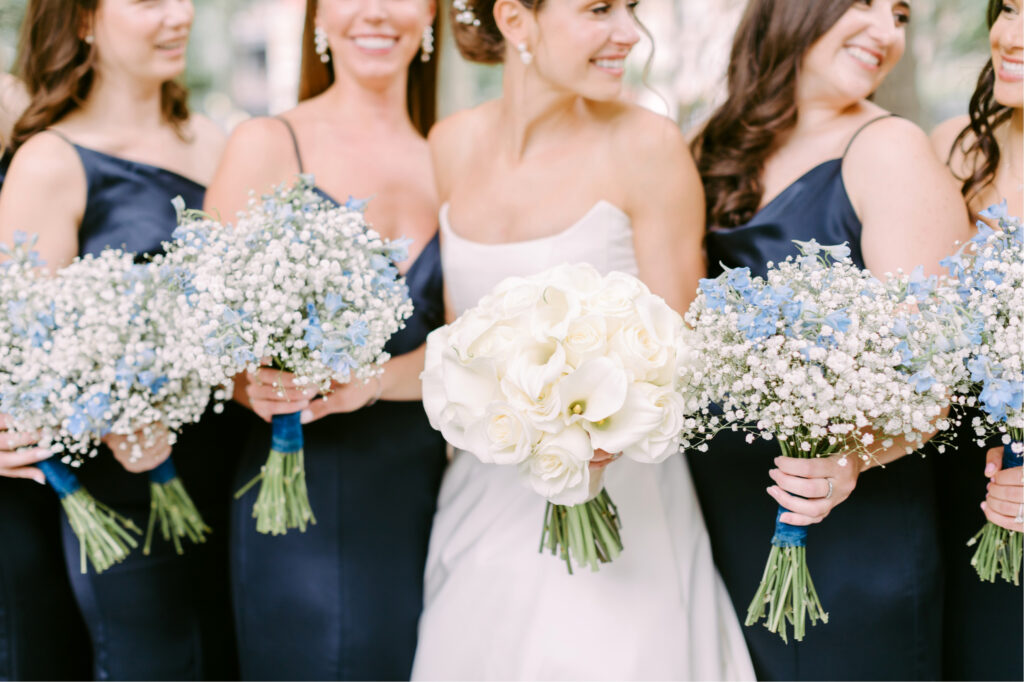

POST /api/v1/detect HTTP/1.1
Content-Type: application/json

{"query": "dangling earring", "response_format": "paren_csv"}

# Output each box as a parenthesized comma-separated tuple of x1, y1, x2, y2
(420, 26, 434, 63)
(314, 25, 330, 63)
(517, 42, 533, 66)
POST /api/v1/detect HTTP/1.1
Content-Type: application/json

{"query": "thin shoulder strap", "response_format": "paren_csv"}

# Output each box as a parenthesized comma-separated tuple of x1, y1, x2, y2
(275, 116, 304, 173)
(43, 127, 75, 147)
(842, 113, 897, 158)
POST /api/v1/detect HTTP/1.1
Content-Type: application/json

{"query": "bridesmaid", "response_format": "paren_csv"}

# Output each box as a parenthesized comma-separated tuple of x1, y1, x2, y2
(930, 0, 1023, 678)
(0, 0, 241, 678)
(687, 0, 969, 679)
(0, 71, 92, 682)
(202, 0, 446, 678)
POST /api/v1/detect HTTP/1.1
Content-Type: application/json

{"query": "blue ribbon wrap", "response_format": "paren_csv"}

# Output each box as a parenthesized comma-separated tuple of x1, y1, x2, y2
(1003, 441, 1023, 471)
(149, 457, 177, 485)
(271, 411, 304, 454)
(38, 459, 82, 498)
(771, 505, 807, 548)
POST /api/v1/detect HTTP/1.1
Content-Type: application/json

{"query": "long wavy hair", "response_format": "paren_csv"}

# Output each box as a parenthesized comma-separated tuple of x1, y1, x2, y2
(692, 0, 856, 229)
(10, 0, 190, 152)
(298, 0, 439, 136)
(950, 0, 1012, 213)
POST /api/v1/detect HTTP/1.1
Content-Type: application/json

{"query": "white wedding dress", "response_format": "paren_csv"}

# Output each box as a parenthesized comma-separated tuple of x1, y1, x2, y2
(411, 202, 754, 681)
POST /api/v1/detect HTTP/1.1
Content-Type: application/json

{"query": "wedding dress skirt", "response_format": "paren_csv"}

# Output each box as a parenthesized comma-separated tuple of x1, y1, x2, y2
(411, 203, 754, 681)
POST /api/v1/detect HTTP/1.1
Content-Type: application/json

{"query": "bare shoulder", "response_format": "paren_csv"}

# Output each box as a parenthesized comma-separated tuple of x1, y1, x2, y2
(6, 132, 85, 190)
(844, 115, 939, 175)
(605, 104, 696, 188)
(223, 116, 294, 161)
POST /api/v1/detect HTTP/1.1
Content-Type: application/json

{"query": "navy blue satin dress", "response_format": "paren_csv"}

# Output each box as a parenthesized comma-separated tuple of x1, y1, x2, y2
(0, 149, 93, 682)
(932, 416, 1023, 680)
(230, 120, 447, 681)
(689, 151, 944, 680)
(55, 137, 244, 680)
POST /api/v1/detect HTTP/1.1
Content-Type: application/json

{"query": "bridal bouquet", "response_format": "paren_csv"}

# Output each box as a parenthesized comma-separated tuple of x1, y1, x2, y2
(159, 178, 414, 535)
(687, 240, 958, 642)
(422, 263, 709, 573)
(941, 202, 1024, 584)
(0, 235, 217, 571)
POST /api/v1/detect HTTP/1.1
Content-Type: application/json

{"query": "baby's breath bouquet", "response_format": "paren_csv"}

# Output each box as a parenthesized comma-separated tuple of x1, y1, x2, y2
(160, 177, 413, 535)
(0, 234, 218, 571)
(422, 263, 712, 573)
(941, 202, 1024, 585)
(687, 240, 958, 642)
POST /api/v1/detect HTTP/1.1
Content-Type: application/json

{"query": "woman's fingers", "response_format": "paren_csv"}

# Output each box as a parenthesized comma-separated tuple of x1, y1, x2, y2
(767, 485, 831, 525)
(987, 481, 1023, 505)
(250, 398, 312, 423)
(0, 447, 51, 471)
(767, 468, 830, 499)
(0, 464, 45, 484)
(246, 382, 316, 403)
(992, 464, 1024, 487)
(247, 367, 307, 391)
(0, 429, 40, 450)
(981, 501, 1024, 533)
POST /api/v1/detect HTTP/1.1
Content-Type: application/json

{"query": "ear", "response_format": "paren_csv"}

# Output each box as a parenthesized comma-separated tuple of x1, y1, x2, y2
(77, 11, 94, 41)
(426, 0, 437, 25)
(493, 0, 534, 46)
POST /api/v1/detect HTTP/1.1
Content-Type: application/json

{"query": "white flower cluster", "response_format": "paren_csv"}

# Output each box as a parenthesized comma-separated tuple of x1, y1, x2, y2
(686, 241, 956, 462)
(422, 263, 703, 505)
(157, 178, 414, 390)
(0, 236, 216, 463)
(941, 204, 1024, 444)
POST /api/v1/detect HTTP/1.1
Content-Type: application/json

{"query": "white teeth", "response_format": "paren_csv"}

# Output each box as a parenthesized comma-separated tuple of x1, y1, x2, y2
(1003, 60, 1023, 75)
(354, 37, 397, 50)
(846, 46, 880, 67)
(157, 42, 184, 50)
(594, 59, 624, 70)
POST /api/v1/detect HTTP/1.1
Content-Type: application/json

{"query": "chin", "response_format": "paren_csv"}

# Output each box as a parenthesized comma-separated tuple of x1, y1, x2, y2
(993, 84, 1024, 111)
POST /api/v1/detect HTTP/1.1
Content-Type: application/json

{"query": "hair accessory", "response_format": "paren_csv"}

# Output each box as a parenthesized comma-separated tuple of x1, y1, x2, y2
(420, 25, 434, 62)
(517, 42, 533, 65)
(314, 25, 330, 63)
(453, 0, 481, 26)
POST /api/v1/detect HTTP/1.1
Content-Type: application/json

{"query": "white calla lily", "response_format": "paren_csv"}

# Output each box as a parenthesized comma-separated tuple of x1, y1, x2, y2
(557, 356, 628, 425)
(584, 382, 664, 453)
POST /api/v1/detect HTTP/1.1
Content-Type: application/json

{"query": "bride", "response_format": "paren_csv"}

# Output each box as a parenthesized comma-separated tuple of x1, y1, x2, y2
(409, 0, 753, 678)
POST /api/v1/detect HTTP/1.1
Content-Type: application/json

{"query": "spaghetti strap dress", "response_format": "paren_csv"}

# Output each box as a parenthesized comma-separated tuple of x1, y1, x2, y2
(229, 117, 447, 681)
(687, 115, 944, 680)
(50, 132, 245, 680)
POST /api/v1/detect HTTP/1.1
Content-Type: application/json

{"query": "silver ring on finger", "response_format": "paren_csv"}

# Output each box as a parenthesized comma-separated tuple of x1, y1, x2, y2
(824, 477, 834, 500)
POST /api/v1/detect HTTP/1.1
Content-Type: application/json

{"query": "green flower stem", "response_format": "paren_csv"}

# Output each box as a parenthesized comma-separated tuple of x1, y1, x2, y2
(61, 490, 141, 574)
(540, 489, 623, 574)
(144, 478, 211, 556)
(236, 448, 316, 536)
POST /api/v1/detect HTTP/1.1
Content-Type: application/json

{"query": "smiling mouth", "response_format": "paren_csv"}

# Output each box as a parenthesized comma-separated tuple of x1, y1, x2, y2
(156, 40, 187, 51)
(353, 36, 398, 50)
(1000, 57, 1023, 80)
(844, 45, 881, 69)
(592, 57, 626, 72)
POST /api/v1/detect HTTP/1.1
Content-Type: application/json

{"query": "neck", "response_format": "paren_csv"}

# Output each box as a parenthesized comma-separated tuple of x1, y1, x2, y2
(321, 67, 414, 134)
(1009, 107, 1023, 147)
(75, 70, 168, 135)
(793, 95, 862, 135)
(499, 60, 586, 161)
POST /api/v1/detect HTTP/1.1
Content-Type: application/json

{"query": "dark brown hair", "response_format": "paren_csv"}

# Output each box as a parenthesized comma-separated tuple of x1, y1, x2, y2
(10, 0, 190, 152)
(949, 0, 1012, 214)
(299, 0, 439, 136)
(693, 0, 856, 229)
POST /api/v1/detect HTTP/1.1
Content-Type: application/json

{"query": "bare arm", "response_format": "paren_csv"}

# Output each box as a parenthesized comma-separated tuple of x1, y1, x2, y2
(848, 117, 972, 276)
(0, 133, 85, 271)
(619, 112, 706, 313)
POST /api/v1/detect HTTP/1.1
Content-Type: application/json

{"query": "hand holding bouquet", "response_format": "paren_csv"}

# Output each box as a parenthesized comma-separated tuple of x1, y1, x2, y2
(160, 178, 413, 535)
(422, 263, 710, 573)
(688, 240, 959, 641)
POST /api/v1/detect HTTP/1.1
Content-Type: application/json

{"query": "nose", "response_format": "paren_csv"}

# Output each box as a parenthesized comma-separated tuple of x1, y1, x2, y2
(612, 6, 641, 49)
(166, 0, 194, 28)
(362, 0, 389, 23)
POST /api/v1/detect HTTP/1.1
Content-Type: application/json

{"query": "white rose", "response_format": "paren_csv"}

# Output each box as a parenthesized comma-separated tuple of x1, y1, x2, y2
(621, 385, 686, 463)
(491, 276, 544, 319)
(520, 425, 593, 505)
(545, 263, 603, 296)
(466, 400, 538, 465)
(562, 314, 608, 367)
(584, 271, 650, 323)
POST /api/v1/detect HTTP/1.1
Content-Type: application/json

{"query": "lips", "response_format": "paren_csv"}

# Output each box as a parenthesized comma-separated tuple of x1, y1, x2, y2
(155, 39, 188, 51)
(591, 55, 627, 74)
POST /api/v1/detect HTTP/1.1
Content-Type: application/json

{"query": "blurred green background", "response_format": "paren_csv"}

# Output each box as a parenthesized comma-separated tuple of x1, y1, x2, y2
(0, 0, 991, 134)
